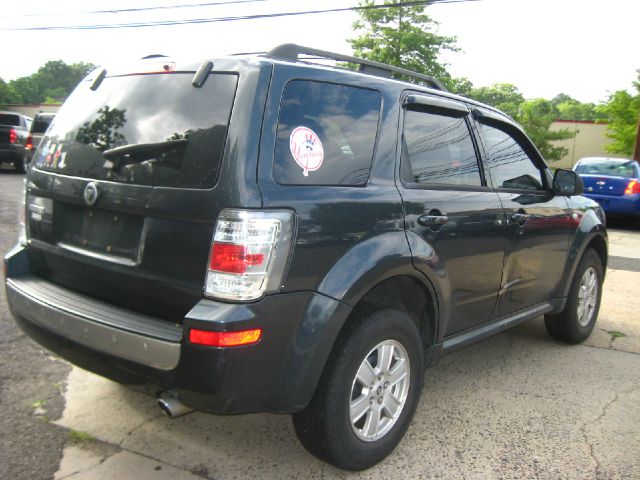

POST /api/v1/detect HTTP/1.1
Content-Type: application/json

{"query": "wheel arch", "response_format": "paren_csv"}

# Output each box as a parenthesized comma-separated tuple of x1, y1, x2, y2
(316, 231, 441, 356)
(556, 209, 608, 299)
(292, 232, 442, 410)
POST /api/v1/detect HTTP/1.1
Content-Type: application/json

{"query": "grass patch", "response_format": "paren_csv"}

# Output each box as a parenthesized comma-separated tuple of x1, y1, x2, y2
(68, 430, 96, 443)
(32, 400, 46, 409)
(606, 330, 627, 338)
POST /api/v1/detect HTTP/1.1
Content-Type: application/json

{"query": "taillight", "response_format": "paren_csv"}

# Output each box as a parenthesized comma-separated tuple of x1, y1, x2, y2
(205, 209, 295, 301)
(624, 180, 640, 195)
(25, 134, 33, 150)
(9, 128, 17, 144)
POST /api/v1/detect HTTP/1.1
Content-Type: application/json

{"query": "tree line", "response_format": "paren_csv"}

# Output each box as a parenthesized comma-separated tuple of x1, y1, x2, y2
(0, 60, 95, 105)
(1, 1, 638, 161)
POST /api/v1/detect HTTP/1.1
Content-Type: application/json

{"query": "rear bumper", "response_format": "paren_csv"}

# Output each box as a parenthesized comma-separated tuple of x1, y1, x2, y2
(0, 146, 24, 161)
(582, 193, 640, 216)
(5, 245, 351, 414)
(6, 276, 182, 370)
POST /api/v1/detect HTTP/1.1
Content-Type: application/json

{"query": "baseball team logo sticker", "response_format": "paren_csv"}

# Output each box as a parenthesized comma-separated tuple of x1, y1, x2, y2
(289, 126, 324, 177)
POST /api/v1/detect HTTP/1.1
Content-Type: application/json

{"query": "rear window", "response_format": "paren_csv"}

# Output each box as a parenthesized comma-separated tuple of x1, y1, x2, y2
(274, 80, 381, 186)
(0, 114, 21, 126)
(575, 160, 637, 177)
(34, 73, 238, 189)
(31, 115, 54, 134)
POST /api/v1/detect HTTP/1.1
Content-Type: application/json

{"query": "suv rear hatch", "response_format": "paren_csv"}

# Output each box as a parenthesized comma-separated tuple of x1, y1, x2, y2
(26, 66, 239, 323)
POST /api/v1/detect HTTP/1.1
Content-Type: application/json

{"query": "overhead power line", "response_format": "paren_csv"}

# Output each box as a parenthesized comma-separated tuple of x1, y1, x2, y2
(1, 0, 482, 31)
(0, 0, 269, 19)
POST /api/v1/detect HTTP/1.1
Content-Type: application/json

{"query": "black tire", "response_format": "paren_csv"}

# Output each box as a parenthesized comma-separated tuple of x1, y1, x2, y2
(293, 308, 424, 471)
(544, 249, 603, 344)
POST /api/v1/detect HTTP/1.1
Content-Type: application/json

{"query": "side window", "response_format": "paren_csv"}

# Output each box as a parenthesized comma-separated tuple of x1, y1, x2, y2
(401, 109, 482, 186)
(480, 123, 545, 191)
(274, 80, 381, 186)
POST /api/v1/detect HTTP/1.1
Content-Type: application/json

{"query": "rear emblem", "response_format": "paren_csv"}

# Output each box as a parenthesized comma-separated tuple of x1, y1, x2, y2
(83, 182, 99, 206)
(596, 181, 606, 186)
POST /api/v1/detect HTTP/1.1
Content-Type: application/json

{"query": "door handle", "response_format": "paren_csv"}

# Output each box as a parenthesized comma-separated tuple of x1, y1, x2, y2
(509, 212, 531, 225)
(418, 213, 449, 227)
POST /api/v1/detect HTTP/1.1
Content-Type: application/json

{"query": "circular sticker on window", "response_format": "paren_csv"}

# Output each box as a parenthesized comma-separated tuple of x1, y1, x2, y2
(289, 126, 324, 177)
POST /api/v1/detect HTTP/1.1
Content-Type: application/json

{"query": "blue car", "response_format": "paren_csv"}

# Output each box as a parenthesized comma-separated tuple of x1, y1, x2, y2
(574, 156, 640, 222)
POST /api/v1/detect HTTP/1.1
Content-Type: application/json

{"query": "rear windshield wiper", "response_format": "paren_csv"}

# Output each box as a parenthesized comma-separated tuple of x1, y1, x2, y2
(102, 139, 188, 159)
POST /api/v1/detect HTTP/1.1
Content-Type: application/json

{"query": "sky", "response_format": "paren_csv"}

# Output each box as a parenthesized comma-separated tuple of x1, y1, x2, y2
(0, 0, 638, 104)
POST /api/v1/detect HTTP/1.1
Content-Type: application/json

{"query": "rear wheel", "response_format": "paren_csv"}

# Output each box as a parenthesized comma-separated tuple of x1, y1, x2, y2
(293, 308, 424, 471)
(545, 249, 603, 343)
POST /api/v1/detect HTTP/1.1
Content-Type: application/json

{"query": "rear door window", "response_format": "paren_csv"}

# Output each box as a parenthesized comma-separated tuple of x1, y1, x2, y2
(274, 80, 381, 186)
(34, 73, 238, 189)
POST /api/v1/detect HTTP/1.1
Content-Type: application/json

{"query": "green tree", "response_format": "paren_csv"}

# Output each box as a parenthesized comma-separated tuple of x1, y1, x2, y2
(0, 78, 18, 105)
(467, 83, 525, 118)
(8, 60, 95, 104)
(515, 99, 575, 161)
(550, 93, 598, 121)
(467, 84, 574, 161)
(596, 72, 640, 156)
(348, 0, 458, 87)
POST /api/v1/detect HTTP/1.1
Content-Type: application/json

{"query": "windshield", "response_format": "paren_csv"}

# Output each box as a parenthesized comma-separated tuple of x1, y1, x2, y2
(575, 160, 637, 178)
(34, 72, 238, 188)
(0, 114, 20, 126)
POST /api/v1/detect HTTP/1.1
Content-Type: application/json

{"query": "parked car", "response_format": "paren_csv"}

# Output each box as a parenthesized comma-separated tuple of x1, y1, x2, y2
(4, 44, 608, 471)
(24, 112, 56, 169)
(0, 111, 32, 172)
(573, 156, 640, 224)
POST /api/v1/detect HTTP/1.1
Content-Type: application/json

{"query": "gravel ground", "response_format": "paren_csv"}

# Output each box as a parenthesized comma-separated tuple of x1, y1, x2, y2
(1, 168, 639, 480)
(0, 170, 71, 480)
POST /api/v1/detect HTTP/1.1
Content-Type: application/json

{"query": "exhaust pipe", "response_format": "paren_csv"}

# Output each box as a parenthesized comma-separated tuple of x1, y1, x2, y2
(157, 392, 194, 418)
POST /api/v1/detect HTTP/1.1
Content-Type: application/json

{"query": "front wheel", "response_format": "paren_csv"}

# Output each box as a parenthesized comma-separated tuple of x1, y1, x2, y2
(545, 249, 603, 343)
(293, 308, 424, 471)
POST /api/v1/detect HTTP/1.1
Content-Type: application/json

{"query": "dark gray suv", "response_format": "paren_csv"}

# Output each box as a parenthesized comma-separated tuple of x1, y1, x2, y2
(4, 44, 607, 470)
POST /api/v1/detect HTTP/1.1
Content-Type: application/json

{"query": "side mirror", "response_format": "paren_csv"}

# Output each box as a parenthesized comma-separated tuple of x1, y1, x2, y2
(553, 169, 584, 196)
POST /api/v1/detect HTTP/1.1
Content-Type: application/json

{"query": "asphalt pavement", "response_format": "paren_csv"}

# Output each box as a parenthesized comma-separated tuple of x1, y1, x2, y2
(0, 170, 638, 480)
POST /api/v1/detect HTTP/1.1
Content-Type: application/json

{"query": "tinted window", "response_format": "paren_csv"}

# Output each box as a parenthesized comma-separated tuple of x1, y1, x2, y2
(31, 115, 54, 134)
(0, 114, 21, 126)
(575, 159, 637, 177)
(480, 124, 544, 190)
(274, 80, 381, 186)
(34, 73, 238, 189)
(402, 109, 481, 186)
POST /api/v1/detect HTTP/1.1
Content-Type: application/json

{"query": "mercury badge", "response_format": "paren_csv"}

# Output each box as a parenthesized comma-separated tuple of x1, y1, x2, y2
(83, 182, 99, 207)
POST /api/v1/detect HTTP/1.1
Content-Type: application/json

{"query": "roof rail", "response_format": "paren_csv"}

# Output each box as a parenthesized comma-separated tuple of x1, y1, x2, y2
(265, 43, 447, 92)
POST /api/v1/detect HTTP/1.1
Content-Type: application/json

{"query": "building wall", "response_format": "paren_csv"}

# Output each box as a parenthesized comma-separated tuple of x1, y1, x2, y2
(549, 120, 610, 169)
(2, 104, 61, 118)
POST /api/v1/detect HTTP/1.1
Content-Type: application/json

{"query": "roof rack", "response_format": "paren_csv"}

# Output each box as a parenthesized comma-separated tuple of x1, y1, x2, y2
(265, 43, 447, 92)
